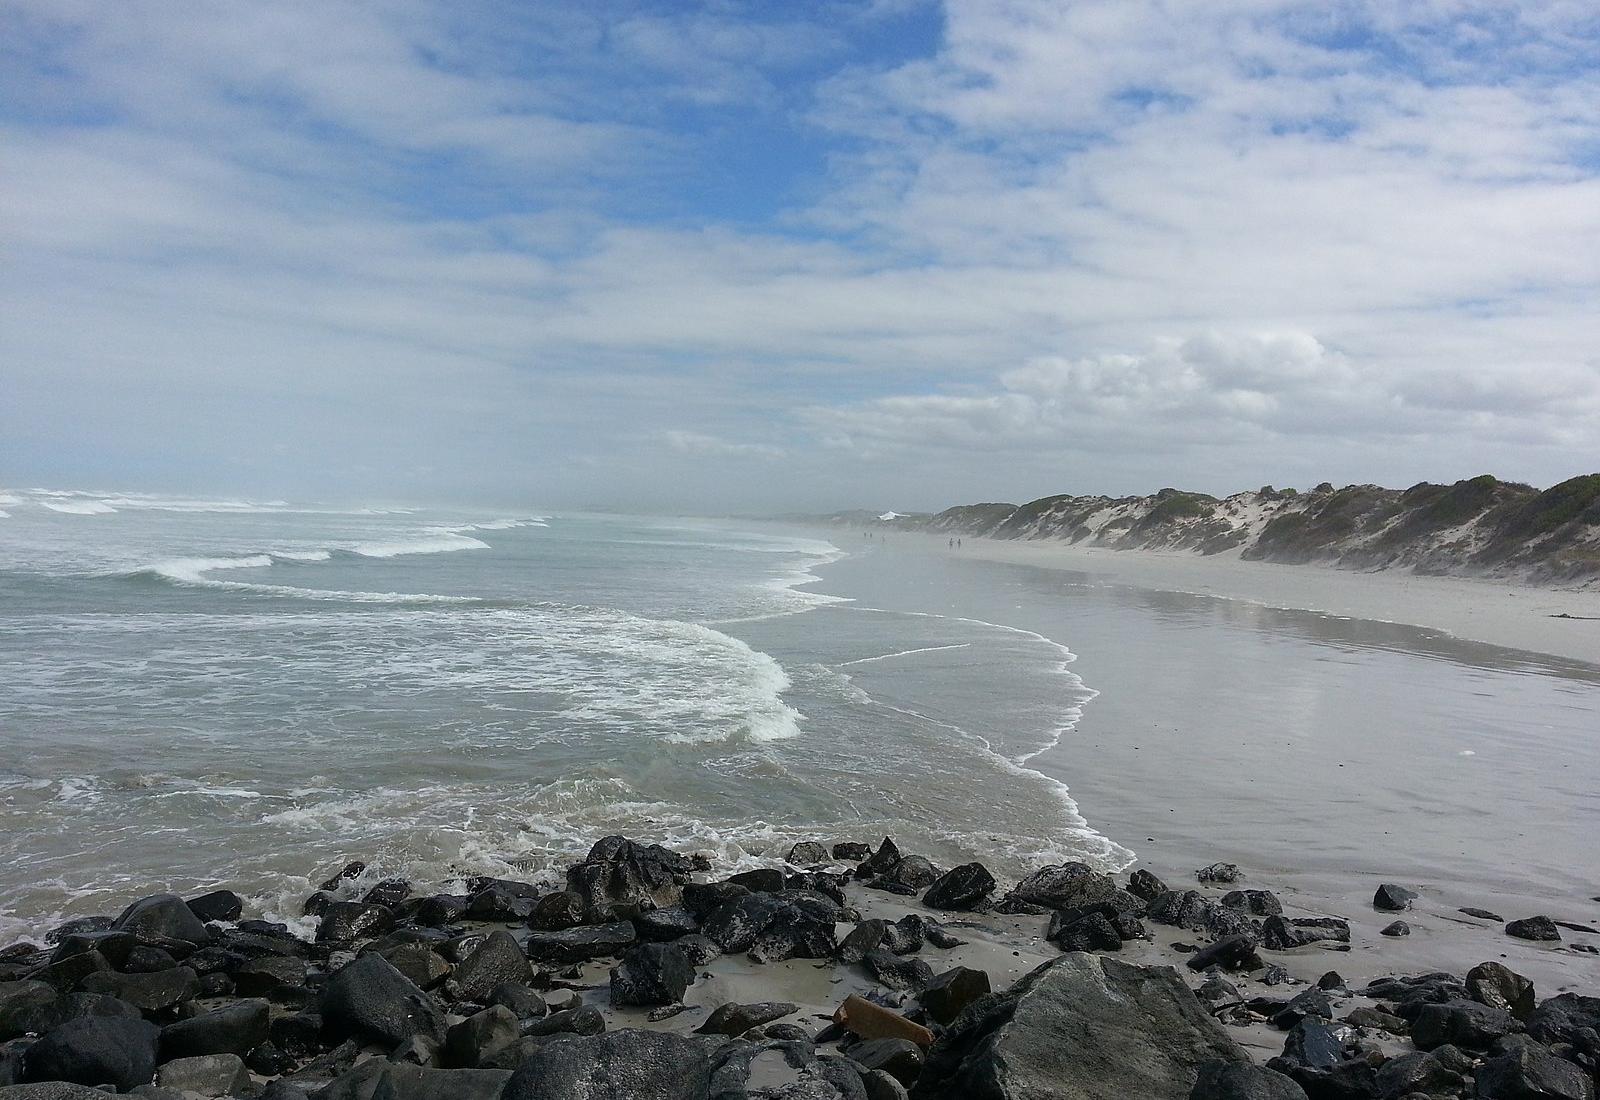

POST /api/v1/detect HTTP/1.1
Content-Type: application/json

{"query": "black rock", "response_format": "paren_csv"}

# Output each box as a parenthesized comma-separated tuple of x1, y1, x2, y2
(1526, 992, 1600, 1046)
(609, 943, 693, 1007)
(1505, 915, 1561, 941)
(185, 891, 243, 925)
(376, 942, 450, 992)
(466, 879, 541, 923)
(1185, 935, 1262, 973)
(159, 999, 270, 1059)
(1197, 863, 1242, 884)
(1411, 998, 1518, 1051)
(356, 878, 409, 908)
(849, 1037, 924, 1087)
(1147, 890, 1216, 931)
(524, 922, 637, 965)
(412, 894, 469, 928)
(748, 895, 840, 963)
(112, 894, 212, 947)
(838, 920, 889, 965)
(695, 1001, 799, 1036)
(1269, 989, 1332, 1031)
(1048, 911, 1122, 953)
(876, 856, 940, 893)
(269, 1012, 322, 1058)
(915, 953, 1247, 1099)
(302, 891, 335, 918)
(1363, 972, 1468, 1012)
(156, 1052, 253, 1096)
(882, 915, 927, 956)
(682, 881, 750, 921)
(1127, 868, 1169, 903)
(27, 950, 109, 992)
(1188, 1060, 1309, 1100)
(246, 1039, 293, 1076)
(701, 894, 784, 953)
(788, 842, 831, 865)
(1474, 1043, 1593, 1100)
(1343, 1006, 1408, 1034)
(451, 930, 533, 1003)
(1315, 971, 1344, 991)
(633, 906, 700, 943)
(1372, 884, 1417, 911)
(856, 838, 904, 880)
(314, 901, 395, 944)
(17, 1016, 158, 1092)
(78, 966, 199, 1013)
(1381, 920, 1410, 937)
(674, 934, 722, 967)
(1459, 906, 1504, 921)
(1008, 863, 1119, 910)
(565, 837, 690, 922)
(1276, 1018, 1346, 1070)
(43, 917, 115, 946)
(833, 842, 873, 862)
(917, 967, 991, 1026)
(487, 983, 546, 1021)
(525, 1005, 606, 1038)
(527, 890, 585, 930)
(233, 955, 310, 998)
(502, 1028, 709, 1100)
(853, 949, 928, 995)
(318, 861, 366, 891)
(121, 945, 179, 974)
(443, 1005, 520, 1069)
(1260, 916, 1350, 951)
(1220, 890, 1282, 917)
(921, 863, 996, 911)
(729, 869, 787, 894)
(1465, 961, 1535, 1020)
(319, 953, 444, 1048)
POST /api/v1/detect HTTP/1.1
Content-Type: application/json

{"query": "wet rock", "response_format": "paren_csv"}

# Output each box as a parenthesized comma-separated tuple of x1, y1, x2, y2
(267, 1012, 321, 1059)
(1373, 1051, 1465, 1098)
(78, 967, 198, 1014)
(609, 943, 693, 1007)
(1411, 999, 1518, 1051)
(325, 1060, 510, 1100)
(876, 857, 940, 893)
(121, 946, 179, 974)
(1197, 863, 1242, 884)
(856, 838, 904, 880)
(501, 1028, 709, 1100)
(565, 837, 691, 922)
(633, 906, 700, 943)
(696, 1001, 799, 1036)
(838, 920, 888, 965)
(1128, 868, 1169, 902)
(788, 842, 832, 865)
(19, 1016, 160, 1092)
(486, 982, 546, 1021)
(246, 1039, 292, 1076)
(1269, 989, 1332, 1031)
(1048, 911, 1123, 953)
(1465, 961, 1535, 1020)
(1008, 863, 1120, 910)
(450, 930, 531, 1003)
(319, 953, 444, 1048)
(360, 878, 411, 908)
(834, 996, 933, 1047)
(232, 955, 308, 997)
(1363, 972, 1467, 1012)
(318, 861, 366, 891)
(1373, 884, 1417, 911)
(1260, 916, 1350, 951)
(524, 922, 637, 965)
(159, 999, 269, 1059)
(524, 1005, 605, 1039)
(921, 864, 995, 911)
(112, 895, 212, 948)
(1148, 891, 1216, 931)
(314, 902, 395, 944)
(443, 1005, 519, 1069)
(914, 953, 1247, 1099)
(834, 842, 873, 862)
(916, 967, 990, 1026)
(1474, 1043, 1594, 1100)
(375, 942, 449, 992)
(154, 1052, 250, 1097)
(527, 890, 584, 931)
(1188, 1061, 1309, 1100)
(1220, 890, 1282, 917)
(410, 894, 469, 928)
(184, 892, 242, 925)
(864, 949, 933, 993)
(682, 881, 749, 921)
(674, 934, 722, 967)
(466, 880, 540, 923)
(730, 869, 787, 894)
(849, 1037, 923, 1087)
(1459, 906, 1504, 921)
(1381, 920, 1410, 937)
(1186, 935, 1261, 974)
(702, 894, 784, 954)
(1196, 973, 1239, 1006)
(1526, 993, 1600, 1047)
(1505, 915, 1561, 941)
(881, 917, 925, 956)
(1274, 1018, 1347, 1071)
(1344, 1007, 1408, 1035)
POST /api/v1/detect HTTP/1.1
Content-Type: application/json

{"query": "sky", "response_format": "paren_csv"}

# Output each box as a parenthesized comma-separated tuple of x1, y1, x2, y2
(2, 0, 1598, 512)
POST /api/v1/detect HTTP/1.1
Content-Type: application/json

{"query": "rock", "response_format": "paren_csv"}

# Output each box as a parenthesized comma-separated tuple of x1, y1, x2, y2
(609, 943, 693, 1007)
(696, 1001, 799, 1036)
(450, 931, 531, 1003)
(565, 837, 690, 922)
(121, 946, 178, 974)
(1474, 1043, 1594, 1100)
(522, 890, 580, 931)
(155, 1053, 250, 1097)
(838, 920, 889, 965)
(1411, 998, 1518, 1051)
(323, 1061, 510, 1100)
(376, 943, 449, 992)
(524, 1005, 605, 1039)
(1275, 1019, 1346, 1071)
(1196, 974, 1239, 1006)
(360, 878, 411, 908)
(730, 869, 787, 894)
(112, 895, 212, 947)
(849, 1038, 924, 1087)
(864, 949, 933, 992)
(184, 892, 242, 925)
(857, 838, 904, 880)
(921, 864, 995, 911)
(524, 922, 637, 965)
(1381, 920, 1410, 937)
(1188, 1061, 1309, 1100)
(834, 996, 933, 1047)
(501, 1029, 709, 1100)
(465, 880, 539, 923)
(633, 906, 700, 943)
(19, 1016, 160, 1092)
(411, 894, 469, 928)
(159, 1000, 269, 1059)
(876, 857, 940, 892)
(268, 1012, 321, 1058)
(1373, 1051, 1465, 1099)
(246, 1039, 292, 1076)
(1260, 916, 1350, 951)
(1186, 935, 1261, 973)
(674, 935, 722, 967)
(1465, 961, 1535, 1020)
(1008, 864, 1119, 910)
(1197, 863, 1242, 884)
(1147, 891, 1216, 931)
(319, 953, 444, 1048)
(1128, 869, 1169, 902)
(862, 1068, 911, 1100)
(78, 967, 198, 1013)
(315, 901, 395, 944)
(834, 843, 873, 862)
(26, 952, 108, 993)
(913, 953, 1247, 1099)
(881, 918, 925, 956)
(748, 896, 840, 963)
(789, 842, 832, 865)
(917, 967, 990, 1026)
(1505, 915, 1561, 941)
(487, 983, 546, 1021)
(1344, 1007, 1408, 1034)
(1373, 884, 1417, 911)
(1220, 890, 1282, 917)
(1526, 993, 1600, 1047)
(1269, 989, 1332, 1031)
(0, 1084, 119, 1098)
(443, 1005, 519, 1069)
(0, 983, 60, 1041)
(318, 861, 366, 891)
(1459, 906, 1504, 921)
(1048, 911, 1123, 952)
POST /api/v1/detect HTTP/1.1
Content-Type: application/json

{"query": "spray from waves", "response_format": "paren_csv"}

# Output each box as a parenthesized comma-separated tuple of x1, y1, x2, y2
(348, 530, 490, 557)
(40, 500, 117, 515)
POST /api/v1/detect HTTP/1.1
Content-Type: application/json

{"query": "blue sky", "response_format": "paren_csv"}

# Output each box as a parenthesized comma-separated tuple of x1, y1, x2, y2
(2, 0, 1598, 510)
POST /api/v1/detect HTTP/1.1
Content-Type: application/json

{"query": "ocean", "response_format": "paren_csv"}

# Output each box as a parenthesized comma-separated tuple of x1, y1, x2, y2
(3, 489, 1597, 950)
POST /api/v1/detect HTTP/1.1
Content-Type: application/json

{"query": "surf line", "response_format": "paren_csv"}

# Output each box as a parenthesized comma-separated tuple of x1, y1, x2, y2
(837, 643, 972, 667)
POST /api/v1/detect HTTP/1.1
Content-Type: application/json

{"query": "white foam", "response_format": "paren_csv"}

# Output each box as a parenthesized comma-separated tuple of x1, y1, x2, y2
(0, 510, 9, 519)
(40, 500, 117, 514)
(839, 643, 973, 666)
(273, 550, 332, 562)
(151, 555, 276, 585)
(349, 531, 489, 558)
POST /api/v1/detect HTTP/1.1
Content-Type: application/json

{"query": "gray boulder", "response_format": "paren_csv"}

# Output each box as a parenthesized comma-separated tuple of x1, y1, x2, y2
(501, 1029, 710, 1100)
(565, 837, 690, 922)
(155, 1052, 251, 1097)
(20, 1016, 160, 1092)
(450, 931, 531, 1003)
(1411, 999, 1518, 1051)
(112, 895, 211, 947)
(320, 953, 444, 1048)
(609, 943, 693, 1007)
(696, 1001, 799, 1036)
(159, 999, 269, 1059)
(78, 967, 198, 1014)
(922, 865, 996, 911)
(1007, 864, 1118, 910)
(912, 953, 1247, 1099)
(1188, 1061, 1308, 1100)
(1474, 1044, 1594, 1100)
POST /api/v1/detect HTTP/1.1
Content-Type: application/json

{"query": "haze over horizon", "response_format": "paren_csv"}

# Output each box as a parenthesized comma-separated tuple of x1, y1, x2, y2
(4, 1, 1599, 513)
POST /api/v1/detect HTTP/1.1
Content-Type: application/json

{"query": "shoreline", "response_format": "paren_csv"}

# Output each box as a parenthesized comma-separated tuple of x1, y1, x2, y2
(881, 530, 1600, 668)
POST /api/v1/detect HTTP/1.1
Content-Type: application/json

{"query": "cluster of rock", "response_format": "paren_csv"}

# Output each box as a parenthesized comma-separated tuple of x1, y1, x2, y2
(1, 836, 1595, 1100)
